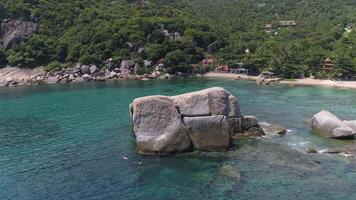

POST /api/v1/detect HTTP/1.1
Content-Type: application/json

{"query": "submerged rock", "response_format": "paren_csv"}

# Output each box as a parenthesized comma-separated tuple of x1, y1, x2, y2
(231, 116, 265, 139)
(305, 147, 318, 154)
(219, 164, 241, 181)
(310, 110, 356, 138)
(130, 87, 263, 155)
(321, 147, 356, 157)
(260, 123, 287, 136)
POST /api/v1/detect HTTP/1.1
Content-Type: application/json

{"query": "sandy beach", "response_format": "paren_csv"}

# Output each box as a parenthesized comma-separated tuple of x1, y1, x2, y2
(204, 72, 259, 81)
(280, 78, 356, 90)
(204, 72, 356, 90)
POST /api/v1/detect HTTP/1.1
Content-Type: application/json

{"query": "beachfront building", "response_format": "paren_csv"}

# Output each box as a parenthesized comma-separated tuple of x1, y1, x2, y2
(279, 21, 297, 27)
(265, 23, 273, 33)
(321, 57, 334, 72)
(216, 65, 229, 73)
(201, 59, 214, 66)
(231, 68, 249, 75)
(258, 71, 275, 78)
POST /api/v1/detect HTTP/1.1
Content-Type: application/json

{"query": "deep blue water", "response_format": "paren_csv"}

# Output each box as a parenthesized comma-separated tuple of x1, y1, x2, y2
(1, 78, 356, 200)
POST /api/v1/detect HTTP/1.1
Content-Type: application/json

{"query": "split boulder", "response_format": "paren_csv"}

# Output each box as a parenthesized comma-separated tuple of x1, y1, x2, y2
(130, 87, 264, 155)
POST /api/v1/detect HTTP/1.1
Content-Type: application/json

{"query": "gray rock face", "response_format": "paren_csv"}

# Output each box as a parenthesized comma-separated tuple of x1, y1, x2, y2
(260, 123, 287, 136)
(1, 19, 38, 49)
(130, 87, 263, 155)
(80, 65, 90, 75)
(82, 74, 91, 81)
(184, 115, 230, 151)
(343, 120, 356, 130)
(133, 63, 140, 74)
(172, 87, 241, 117)
(143, 60, 152, 68)
(120, 60, 135, 75)
(311, 110, 356, 138)
(242, 116, 259, 130)
(131, 96, 191, 154)
(89, 65, 98, 74)
(46, 76, 59, 84)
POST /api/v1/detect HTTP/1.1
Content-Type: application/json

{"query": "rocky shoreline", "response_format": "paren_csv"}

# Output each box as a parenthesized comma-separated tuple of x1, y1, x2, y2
(0, 64, 177, 87)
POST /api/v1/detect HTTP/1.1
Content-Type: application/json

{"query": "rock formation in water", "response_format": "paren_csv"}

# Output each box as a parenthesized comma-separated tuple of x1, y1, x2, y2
(310, 110, 356, 138)
(1, 19, 38, 50)
(129, 87, 265, 155)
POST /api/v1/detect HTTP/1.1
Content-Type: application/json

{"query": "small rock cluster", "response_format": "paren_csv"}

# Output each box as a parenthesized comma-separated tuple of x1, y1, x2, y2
(0, 59, 173, 87)
(129, 87, 265, 155)
(256, 77, 282, 85)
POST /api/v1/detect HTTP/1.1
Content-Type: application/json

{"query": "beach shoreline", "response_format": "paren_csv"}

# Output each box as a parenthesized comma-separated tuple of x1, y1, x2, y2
(2, 68, 356, 90)
(204, 72, 356, 90)
(203, 72, 259, 81)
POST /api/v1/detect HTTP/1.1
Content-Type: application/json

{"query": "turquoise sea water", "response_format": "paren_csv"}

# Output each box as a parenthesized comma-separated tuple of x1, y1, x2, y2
(1, 78, 356, 200)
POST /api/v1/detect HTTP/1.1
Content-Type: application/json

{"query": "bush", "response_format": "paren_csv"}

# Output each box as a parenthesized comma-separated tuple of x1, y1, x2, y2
(0, 49, 7, 67)
(165, 50, 191, 73)
(136, 67, 152, 75)
(45, 61, 69, 72)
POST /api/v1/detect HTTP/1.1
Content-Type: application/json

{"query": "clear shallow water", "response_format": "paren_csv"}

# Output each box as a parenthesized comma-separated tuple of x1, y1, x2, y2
(1, 78, 356, 200)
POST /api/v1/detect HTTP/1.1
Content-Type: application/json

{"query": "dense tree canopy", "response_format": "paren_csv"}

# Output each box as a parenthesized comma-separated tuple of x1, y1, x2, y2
(184, 0, 356, 78)
(0, 0, 217, 71)
(1, 0, 356, 78)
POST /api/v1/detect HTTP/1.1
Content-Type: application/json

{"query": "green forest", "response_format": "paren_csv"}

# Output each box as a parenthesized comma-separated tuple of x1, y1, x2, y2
(1, 0, 356, 78)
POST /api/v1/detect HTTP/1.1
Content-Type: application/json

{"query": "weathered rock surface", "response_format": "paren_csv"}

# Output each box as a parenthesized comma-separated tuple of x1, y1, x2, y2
(184, 115, 230, 151)
(89, 65, 98, 74)
(1, 19, 38, 49)
(172, 87, 241, 117)
(343, 120, 356, 130)
(120, 60, 135, 75)
(219, 164, 241, 181)
(80, 65, 90, 75)
(310, 110, 356, 138)
(130, 87, 266, 155)
(0, 67, 45, 86)
(231, 116, 265, 139)
(260, 123, 287, 136)
(131, 96, 191, 154)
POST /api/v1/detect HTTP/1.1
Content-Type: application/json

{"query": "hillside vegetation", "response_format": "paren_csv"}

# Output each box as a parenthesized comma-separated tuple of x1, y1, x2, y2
(1, 0, 356, 78)
(184, 0, 356, 78)
(0, 0, 218, 73)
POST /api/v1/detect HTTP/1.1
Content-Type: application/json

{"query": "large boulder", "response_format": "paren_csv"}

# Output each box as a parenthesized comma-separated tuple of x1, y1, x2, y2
(310, 110, 356, 138)
(184, 115, 230, 151)
(131, 96, 191, 155)
(1, 19, 38, 49)
(130, 87, 263, 155)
